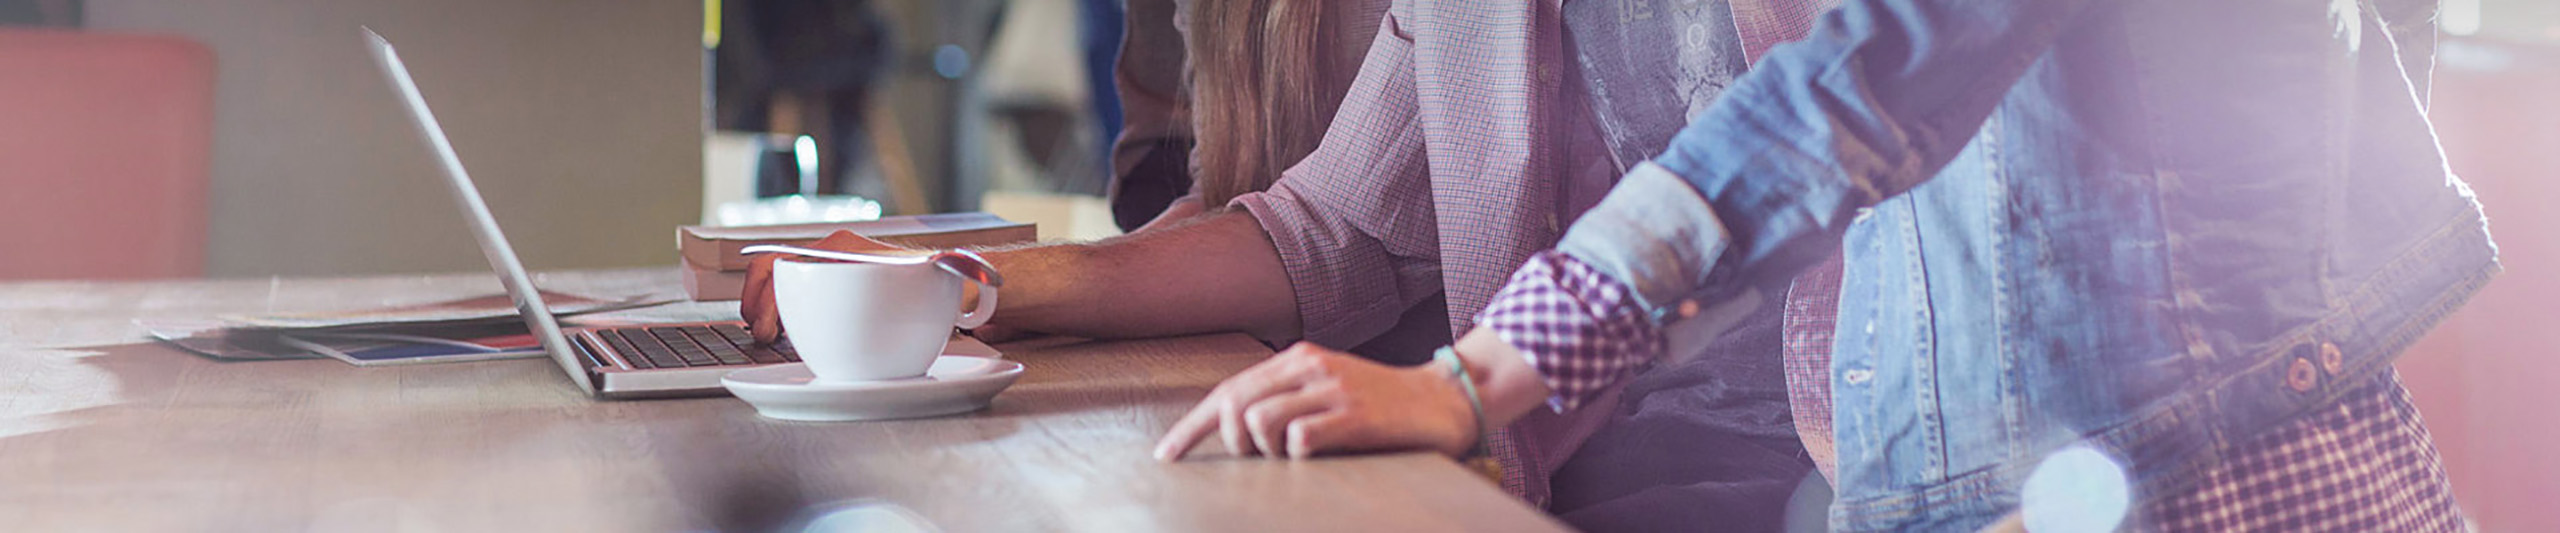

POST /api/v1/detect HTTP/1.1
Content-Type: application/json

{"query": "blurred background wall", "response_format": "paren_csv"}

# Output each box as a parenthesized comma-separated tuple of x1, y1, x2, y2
(82, 0, 703, 276)
(2388, 1, 2560, 531)
(11, 0, 1116, 277)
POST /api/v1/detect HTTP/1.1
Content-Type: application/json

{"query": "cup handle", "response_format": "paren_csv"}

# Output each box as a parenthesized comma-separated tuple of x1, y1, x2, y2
(955, 278, 997, 329)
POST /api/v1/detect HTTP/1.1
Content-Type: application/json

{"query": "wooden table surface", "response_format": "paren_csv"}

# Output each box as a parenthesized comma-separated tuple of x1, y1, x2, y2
(0, 268, 1566, 532)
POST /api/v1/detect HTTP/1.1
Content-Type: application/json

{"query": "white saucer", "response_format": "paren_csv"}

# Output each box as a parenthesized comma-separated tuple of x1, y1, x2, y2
(721, 356, 1025, 422)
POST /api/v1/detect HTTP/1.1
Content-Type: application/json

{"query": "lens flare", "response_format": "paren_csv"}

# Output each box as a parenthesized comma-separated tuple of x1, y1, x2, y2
(2022, 445, 2132, 533)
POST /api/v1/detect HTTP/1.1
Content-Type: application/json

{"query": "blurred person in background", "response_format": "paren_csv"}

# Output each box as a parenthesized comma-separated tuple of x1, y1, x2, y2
(1104, 0, 1462, 366)
(1107, 0, 1388, 234)
(713, 0, 890, 197)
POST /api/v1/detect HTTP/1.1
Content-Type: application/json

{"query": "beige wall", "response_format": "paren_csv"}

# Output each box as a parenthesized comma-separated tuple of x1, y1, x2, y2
(87, 0, 702, 277)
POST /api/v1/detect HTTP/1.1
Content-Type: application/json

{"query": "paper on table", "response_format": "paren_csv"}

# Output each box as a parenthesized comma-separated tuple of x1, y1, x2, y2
(217, 291, 671, 330)
(142, 316, 552, 364)
(145, 290, 672, 363)
(141, 318, 316, 361)
(274, 330, 547, 367)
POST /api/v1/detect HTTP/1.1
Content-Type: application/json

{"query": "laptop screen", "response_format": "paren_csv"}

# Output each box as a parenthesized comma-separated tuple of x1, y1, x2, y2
(364, 28, 596, 393)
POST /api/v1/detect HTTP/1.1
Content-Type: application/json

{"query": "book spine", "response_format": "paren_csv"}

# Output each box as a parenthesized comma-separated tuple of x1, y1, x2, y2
(690, 225, 1039, 271)
(681, 257, 748, 301)
(678, 234, 727, 271)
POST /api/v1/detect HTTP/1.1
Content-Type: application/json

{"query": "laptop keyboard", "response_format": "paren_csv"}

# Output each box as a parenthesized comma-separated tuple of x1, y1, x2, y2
(593, 324, 797, 369)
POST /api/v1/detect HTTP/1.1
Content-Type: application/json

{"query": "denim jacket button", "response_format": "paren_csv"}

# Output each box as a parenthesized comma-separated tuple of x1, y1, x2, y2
(1676, 299, 1702, 319)
(2286, 357, 2320, 392)
(2319, 342, 2345, 374)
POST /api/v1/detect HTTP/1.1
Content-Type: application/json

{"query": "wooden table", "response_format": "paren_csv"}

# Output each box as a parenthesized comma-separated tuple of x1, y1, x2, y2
(0, 269, 1566, 532)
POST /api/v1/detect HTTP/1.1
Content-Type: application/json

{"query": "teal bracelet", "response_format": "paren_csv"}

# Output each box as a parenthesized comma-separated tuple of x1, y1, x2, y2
(1433, 346, 1491, 458)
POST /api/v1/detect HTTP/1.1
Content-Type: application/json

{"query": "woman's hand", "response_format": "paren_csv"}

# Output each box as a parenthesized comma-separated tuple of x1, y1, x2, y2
(740, 230, 902, 344)
(1154, 342, 1479, 461)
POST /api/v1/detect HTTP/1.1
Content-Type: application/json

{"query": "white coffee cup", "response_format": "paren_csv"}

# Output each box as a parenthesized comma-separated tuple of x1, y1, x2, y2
(772, 257, 997, 382)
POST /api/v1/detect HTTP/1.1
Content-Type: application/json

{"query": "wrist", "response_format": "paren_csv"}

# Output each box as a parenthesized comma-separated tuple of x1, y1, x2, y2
(1430, 346, 1490, 459)
(1453, 327, 1553, 427)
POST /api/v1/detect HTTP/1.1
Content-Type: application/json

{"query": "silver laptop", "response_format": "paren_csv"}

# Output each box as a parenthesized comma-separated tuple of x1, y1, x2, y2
(366, 28, 802, 398)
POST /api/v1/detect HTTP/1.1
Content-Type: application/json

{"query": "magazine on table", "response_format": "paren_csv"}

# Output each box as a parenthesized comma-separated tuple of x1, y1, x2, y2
(142, 290, 678, 366)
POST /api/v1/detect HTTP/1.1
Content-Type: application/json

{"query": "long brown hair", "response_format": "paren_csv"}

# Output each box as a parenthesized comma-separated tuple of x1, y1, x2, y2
(1185, 0, 1347, 208)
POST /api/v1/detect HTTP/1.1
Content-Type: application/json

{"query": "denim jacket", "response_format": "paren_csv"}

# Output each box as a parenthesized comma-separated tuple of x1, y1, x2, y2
(1551, 0, 2498, 529)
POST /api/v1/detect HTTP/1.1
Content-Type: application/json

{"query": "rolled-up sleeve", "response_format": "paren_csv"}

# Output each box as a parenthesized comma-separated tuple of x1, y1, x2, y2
(1232, 5, 1442, 348)
(1555, 163, 1733, 318)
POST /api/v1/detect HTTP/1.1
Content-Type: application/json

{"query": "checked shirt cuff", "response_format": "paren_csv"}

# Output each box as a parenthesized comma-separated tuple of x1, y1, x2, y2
(1477, 250, 1667, 412)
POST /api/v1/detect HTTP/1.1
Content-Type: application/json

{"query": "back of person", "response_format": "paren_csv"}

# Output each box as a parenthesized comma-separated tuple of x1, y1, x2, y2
(1800, 0, 2495, 527)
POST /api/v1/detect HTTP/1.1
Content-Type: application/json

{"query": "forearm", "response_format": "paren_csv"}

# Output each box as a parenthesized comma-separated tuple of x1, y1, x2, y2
(983, 210, 1302, 341)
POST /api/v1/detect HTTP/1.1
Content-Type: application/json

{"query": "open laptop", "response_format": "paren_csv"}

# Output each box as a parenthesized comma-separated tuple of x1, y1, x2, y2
(366, 28, 977, 398)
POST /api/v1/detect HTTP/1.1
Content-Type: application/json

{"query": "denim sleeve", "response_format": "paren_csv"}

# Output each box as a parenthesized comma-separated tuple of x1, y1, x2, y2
(1556, 163, 1730, 317)
(1560, 0, 2100, 321)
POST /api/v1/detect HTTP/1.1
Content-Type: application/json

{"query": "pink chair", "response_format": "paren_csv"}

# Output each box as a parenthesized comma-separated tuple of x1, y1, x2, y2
(0, 30, 214, 280)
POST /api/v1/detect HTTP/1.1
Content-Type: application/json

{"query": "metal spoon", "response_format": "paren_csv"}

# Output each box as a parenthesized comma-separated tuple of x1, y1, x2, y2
(741, 244, 1005, 288)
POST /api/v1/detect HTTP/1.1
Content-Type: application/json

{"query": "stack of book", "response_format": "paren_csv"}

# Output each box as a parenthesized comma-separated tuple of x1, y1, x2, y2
(676, 212, 1037, 301)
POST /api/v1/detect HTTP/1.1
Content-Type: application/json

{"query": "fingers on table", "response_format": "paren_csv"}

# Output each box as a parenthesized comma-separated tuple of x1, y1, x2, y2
(1156, 345, 1343, 461)
(1284, 411, 1356, 460)
(1244, 386, 1339, 458)
(1156, 396, 1224, 461)
(1218, 391, 1258, 459)
(1224, 347, 1343, 457)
